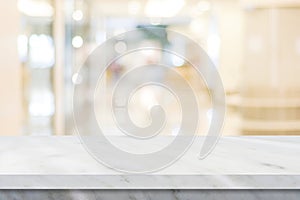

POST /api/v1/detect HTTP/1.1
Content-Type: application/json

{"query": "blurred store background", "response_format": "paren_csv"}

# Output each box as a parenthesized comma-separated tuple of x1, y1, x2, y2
(0, 0, 300, 136)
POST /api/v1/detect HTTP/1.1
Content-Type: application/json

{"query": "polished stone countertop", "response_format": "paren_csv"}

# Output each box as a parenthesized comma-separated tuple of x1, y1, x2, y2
(0, 136, 299, 189)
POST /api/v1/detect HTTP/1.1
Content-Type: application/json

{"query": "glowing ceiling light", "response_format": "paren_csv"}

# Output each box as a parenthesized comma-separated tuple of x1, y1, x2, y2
(72, 36, 83, 48)
(17, 0, 53, 17)
(72, 10, 83, 21)
(29, 34, 55, 68)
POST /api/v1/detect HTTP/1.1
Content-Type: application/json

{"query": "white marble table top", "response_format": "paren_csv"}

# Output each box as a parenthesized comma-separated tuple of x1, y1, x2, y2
(0, 136, 299, 189)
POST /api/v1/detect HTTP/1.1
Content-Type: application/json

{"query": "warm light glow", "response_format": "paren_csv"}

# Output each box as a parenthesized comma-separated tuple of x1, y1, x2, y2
(72, 36, 83, 48)
(145, 0, 185, 18)
(206, 108, 213, 123)
(29, 34, 55, 68)
(17, 0, 53, 17)
(128, 0, 141, 15)
(207, 34, 221, 62)
(197, 1, 211, 12)
(171, 55, 185, 67)
(29, 90, 55, 117)
(72, 10, 83, 21)
(140, 89, 159, 111)
(189, 19, 206, 34)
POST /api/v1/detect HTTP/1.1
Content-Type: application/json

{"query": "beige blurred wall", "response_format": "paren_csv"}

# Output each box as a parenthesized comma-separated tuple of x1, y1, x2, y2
(242, 8, 300, 95)
(0, 1, 22, 135)
(215, 0, 244, 92)
(240, 1, 300, 134)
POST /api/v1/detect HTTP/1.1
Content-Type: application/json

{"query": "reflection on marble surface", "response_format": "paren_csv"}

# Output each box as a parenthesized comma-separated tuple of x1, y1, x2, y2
(0, 136, 299, 188)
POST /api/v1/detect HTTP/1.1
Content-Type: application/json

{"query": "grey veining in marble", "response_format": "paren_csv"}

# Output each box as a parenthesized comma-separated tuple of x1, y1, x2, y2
(0, 190, 299, 200)
(0, 136, 299, 188)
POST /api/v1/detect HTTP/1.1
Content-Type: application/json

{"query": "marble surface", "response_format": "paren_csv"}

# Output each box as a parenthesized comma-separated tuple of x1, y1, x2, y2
(1, 190, 300, 200)
(0, 136, 299, 189)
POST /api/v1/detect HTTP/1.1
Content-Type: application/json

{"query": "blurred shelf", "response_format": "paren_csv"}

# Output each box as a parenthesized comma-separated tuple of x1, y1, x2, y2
(227, 95, 300, 108)
(241, 120, 300, 131)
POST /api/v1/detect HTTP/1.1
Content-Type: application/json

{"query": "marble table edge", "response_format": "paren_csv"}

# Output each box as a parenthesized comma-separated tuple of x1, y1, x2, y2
(0, 174, 299, 189)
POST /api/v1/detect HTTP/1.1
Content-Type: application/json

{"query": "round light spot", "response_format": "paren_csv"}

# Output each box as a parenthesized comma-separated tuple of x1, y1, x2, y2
(72, 10, 83, 21)
(72, 36, 83, 48)
(172, 55, 185, 67)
